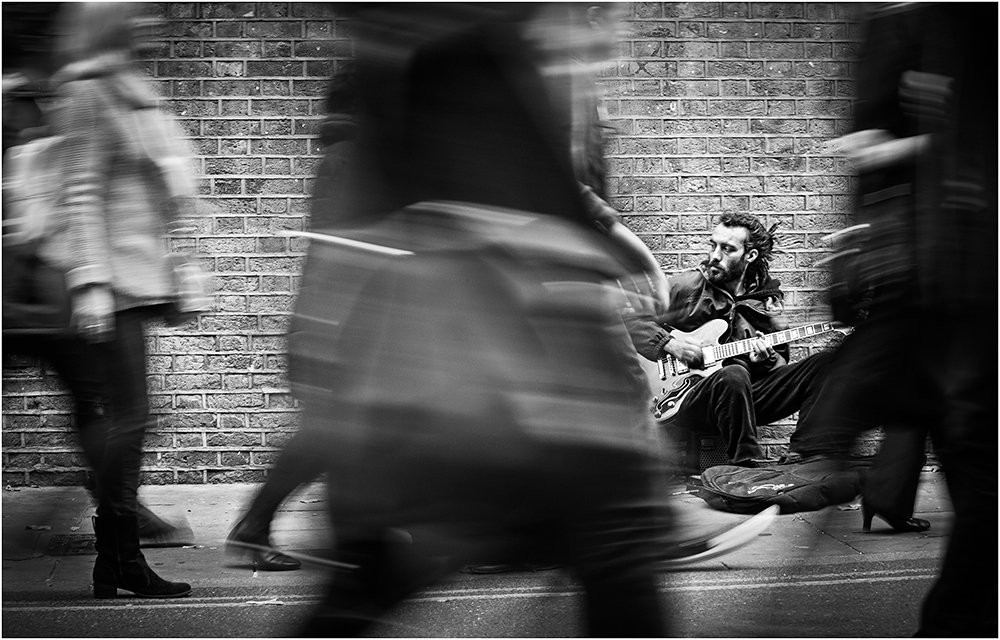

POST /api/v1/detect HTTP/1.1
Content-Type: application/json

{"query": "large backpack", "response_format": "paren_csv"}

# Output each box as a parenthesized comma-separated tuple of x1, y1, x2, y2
(698, 457, 867, 515)
(2, 134, 73, 339)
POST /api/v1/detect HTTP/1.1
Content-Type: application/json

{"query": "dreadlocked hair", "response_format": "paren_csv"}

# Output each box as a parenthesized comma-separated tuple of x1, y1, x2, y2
(718, 212, 780, 293)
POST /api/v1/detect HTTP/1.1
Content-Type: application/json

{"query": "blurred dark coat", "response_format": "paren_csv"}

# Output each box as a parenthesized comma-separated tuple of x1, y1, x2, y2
(288, 19, 666, 544)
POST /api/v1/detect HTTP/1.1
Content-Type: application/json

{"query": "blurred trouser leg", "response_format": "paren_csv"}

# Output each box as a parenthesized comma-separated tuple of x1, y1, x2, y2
(917, 317, 997, 637)
(300, 530, 466, 637)
(236, 427, 328, 538)
(95, 307, 150, 518)
(862, 424, 927, 522)
(789, 308, 940, 460)
(38, 336, 110, 499)
(226, 427, 326, 570)
(560, 446, 670, 637)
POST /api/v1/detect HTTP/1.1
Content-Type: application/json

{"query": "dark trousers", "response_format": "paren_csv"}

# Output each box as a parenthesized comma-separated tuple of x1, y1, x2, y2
(19, 307, 152, 517)
(675, 351, 833, 463)
(97, 307, 152, 518)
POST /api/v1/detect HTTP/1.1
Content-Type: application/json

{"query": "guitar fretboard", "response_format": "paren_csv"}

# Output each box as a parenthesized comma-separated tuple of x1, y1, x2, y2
(712, 322, 834, 360)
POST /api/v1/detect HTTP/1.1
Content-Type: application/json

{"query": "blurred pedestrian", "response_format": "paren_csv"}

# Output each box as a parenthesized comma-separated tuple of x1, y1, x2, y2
(292, 4, 674, 636)
(810, 3, 996, 635)
(226, 64, 362, 572)
(39, 1, 211, 598)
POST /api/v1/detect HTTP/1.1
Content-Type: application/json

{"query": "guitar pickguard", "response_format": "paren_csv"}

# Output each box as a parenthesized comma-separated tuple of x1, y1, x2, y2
(652, 370, 713, 422)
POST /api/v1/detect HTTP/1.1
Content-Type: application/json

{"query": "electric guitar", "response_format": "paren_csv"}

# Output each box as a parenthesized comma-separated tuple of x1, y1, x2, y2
(642, 319, 852, 424)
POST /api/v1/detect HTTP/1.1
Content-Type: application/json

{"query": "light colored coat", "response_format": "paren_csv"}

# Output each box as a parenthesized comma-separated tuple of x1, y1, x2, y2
(42, 54, 194, 312)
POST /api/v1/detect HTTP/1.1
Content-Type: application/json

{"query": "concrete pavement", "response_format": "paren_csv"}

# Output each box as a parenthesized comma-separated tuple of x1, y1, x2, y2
(2, 471, 953, 636)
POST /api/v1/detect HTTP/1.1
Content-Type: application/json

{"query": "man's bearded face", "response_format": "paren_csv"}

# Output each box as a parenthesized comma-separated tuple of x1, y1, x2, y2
(706, 224, 752, 286)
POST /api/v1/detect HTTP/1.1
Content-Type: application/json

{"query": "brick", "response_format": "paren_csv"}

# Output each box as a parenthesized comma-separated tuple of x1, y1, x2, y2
(29, 470, 89, 487)
(223, 374, 252, 390)
(173, 396, 204, 410)
(208, 469, 266, 483)
(707, 21, 765, 40)
(263, 430, 297, 448)
(246, 178, 304, 195)
(23, 432, 77, 448)
(175, 470, 205, 484)
(139, 471, 174, 485)
(261, 4, 290, 18)
(2, 432, 23, 447)
(247, 60, 304, 77)
(629, 21, 676, 39)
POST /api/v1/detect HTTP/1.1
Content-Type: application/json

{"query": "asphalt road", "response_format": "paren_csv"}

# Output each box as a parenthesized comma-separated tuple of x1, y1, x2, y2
(2, 557, 938, 637)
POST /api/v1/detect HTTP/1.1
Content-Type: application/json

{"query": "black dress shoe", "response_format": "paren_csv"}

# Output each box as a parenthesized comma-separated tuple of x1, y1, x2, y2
(226, 524, 301, 571)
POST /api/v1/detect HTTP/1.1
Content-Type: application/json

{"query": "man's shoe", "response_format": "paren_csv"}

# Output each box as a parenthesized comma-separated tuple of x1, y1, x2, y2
(226, 521, 301, 571)
(137, 503, 195, 548)
(661, 504, 779, 568)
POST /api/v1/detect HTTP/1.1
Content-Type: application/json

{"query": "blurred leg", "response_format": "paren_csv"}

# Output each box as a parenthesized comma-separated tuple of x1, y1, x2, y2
(917, 318, 997, 637)
(38, 336, 110, 495)
(862, 424, 927, 521)
(559, 446, 670, 637)
(300, 530, 462, 637)
(234, 428, 328, 538)
(96, 307, 150, 518)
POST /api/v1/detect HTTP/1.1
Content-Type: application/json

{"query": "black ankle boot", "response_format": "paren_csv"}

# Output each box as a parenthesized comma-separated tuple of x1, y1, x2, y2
(92, 515, 192, 599)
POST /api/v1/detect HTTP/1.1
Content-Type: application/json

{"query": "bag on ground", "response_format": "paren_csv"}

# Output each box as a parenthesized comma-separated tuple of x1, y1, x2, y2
(698, 457, 866, 514)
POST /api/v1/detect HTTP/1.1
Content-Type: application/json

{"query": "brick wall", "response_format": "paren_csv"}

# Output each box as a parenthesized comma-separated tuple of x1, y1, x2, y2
(2, 3, 873, 486)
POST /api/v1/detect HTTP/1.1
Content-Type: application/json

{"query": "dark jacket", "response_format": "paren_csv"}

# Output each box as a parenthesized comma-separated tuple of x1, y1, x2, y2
(625, 266, 789, 375)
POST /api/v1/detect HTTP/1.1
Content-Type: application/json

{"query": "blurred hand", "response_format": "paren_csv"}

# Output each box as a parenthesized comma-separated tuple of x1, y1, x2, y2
(665, 332, 704, 369)
(826, 129, 894, 158)
(826, 129, 930, 173)
(72, 286, 115, 343)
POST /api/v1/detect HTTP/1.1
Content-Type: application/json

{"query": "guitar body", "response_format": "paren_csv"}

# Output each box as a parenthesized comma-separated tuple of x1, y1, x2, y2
(640, 319, 728, 424)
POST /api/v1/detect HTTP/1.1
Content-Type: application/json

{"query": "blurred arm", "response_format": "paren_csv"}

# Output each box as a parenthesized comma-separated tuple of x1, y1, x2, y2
(578, 182, 670, 311)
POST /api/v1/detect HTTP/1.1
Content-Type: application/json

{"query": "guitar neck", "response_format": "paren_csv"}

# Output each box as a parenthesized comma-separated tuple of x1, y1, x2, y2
(711, 322, 837, 361)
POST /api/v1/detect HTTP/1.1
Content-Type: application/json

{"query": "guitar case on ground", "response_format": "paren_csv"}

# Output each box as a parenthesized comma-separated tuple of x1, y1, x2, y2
(697, 457, 870, 514)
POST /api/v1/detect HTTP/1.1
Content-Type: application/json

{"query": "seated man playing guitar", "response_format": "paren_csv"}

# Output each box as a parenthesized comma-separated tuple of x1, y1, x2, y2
(624, 212, 836, 468)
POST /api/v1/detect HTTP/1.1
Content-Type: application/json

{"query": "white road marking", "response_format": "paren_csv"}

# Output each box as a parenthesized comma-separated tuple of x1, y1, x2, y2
(2, 568, 937, 612)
